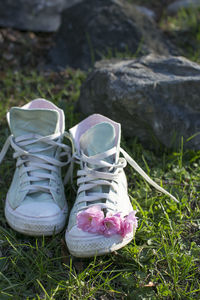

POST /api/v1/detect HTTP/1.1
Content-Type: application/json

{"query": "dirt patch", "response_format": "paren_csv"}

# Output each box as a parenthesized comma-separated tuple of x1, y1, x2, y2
(0, 28, 54, 72)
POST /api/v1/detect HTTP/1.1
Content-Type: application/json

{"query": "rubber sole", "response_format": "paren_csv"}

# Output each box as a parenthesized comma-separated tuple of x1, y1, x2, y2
(5, 200, 68, 236)
(65, 231, 134, 257)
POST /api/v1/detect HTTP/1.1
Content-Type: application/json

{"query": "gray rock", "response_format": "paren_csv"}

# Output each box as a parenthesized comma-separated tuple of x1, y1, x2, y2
(63, 0, 84, 9)
(78, 54, 200, 150)
(135, 5, 156, 20)
(0, 0, 65, 32)
(167, 0, 200, 14)
(49, 0, 177, 70)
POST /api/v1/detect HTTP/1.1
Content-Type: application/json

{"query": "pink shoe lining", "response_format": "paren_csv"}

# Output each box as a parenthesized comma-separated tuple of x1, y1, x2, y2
(23, 98, 64, 132)
(70, 114, 121, 150)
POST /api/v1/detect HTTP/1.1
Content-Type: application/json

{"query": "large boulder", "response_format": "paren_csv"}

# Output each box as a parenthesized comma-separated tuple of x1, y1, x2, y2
(63, 0, 83, 9)
(78, 54, 200, 150)
(0, 0, 65, 32)
(49, 0, 177, 70)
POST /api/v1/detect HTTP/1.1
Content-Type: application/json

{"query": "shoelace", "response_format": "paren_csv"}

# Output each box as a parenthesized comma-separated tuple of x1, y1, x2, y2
(71, 146, 178, 212)
(0, 133, 71, 194)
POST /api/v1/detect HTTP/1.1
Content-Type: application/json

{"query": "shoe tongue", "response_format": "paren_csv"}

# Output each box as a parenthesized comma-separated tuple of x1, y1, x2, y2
(79, 122, 116, 202)
(8, 107, 61, 197)
(9, 107, 60, 138)
(80, 122, 116, 163)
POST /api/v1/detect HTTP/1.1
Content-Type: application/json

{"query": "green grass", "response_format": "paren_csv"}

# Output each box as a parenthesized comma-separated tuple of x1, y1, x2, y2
(160, 7, 200, 63)
(128, 1, 200, 64)
(0, 70, 200, 300)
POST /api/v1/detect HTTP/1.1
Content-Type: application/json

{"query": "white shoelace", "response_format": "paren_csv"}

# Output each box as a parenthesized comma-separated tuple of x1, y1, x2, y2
(0, 133, 71, 194)
(72, 146, 178, 211)
(0, 134, 179, 204)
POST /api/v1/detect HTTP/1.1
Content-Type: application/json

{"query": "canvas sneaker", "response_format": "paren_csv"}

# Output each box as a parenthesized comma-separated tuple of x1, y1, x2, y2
(0, 99, 70, 236)
(65, 114, 178, 257)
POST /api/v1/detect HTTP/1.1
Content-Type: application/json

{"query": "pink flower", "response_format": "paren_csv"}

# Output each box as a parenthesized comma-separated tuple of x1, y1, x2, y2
(77, 207, 138, 238)
(99, 215, 122, 237)
(120, 211, 138, 238)
(77, 206, 104, 233)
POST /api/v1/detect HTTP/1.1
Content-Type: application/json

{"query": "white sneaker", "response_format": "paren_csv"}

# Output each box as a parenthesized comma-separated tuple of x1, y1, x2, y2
(0, 99, 70, 236)
(65, 114, 178, 257)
